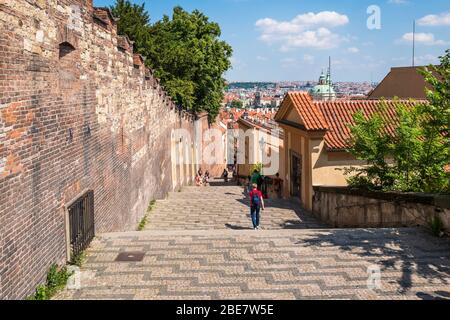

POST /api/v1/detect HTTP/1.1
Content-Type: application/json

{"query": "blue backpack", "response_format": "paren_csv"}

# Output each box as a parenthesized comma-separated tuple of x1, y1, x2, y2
(252, 193, 260, 207)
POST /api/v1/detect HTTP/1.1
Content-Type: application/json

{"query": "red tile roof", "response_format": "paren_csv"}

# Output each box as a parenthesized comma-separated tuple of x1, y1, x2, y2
(286, 92, 329, 131)
(316, 100, 419, 151)
(276, 92, 424, 151)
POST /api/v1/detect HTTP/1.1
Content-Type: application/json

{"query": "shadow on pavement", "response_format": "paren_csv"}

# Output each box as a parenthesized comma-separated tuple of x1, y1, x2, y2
(295, 228, 450, 294)
(209, 180, 238, 187)
(416, 291, 450, 300)
(224, 223, 253, 230)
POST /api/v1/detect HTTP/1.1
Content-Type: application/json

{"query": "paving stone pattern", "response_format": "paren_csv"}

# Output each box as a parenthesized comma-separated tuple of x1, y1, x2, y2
(55, 181, 450, 300)
(144, 182, 324, 230)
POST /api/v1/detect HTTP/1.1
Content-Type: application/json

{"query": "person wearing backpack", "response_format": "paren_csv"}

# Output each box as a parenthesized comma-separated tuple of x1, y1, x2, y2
(249, 183, 264, 230)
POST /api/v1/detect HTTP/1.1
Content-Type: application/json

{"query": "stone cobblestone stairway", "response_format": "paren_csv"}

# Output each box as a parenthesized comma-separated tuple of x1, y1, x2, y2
(56, 180, 450, 300)
(144, 181, 324, 230)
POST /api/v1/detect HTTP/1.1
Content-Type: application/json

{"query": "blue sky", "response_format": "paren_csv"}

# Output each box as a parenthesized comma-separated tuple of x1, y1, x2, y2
(94, 0, 450, 82)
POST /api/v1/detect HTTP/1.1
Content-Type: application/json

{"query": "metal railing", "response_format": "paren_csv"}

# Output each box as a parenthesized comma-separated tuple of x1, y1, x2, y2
(68, 191, 95, 257)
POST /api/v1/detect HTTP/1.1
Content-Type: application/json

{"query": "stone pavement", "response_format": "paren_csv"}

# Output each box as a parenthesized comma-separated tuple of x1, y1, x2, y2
(55, 180, 450, 300)
(144, 181, 324, 230)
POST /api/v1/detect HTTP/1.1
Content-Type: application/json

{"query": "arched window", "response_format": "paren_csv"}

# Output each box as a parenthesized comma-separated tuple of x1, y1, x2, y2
(59, 41, 75, 59)
(58, 41, 79, 92)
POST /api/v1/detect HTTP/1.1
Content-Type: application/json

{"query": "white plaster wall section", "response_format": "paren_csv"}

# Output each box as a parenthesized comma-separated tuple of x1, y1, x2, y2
(67, 5, 82, 33)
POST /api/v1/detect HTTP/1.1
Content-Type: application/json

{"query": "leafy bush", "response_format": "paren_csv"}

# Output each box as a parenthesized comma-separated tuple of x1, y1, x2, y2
(346, 108, 395, 190)
(27, 264, 73, 300)
(31, 285, 48, 300)
(69, 251, 86, 268)
(345, 50, 450, 193)
(45, 265, 71, 297)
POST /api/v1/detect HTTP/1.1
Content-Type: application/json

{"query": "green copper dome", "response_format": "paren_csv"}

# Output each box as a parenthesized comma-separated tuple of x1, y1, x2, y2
(310, 84, 335, 94)
(309, 70, 336, 100)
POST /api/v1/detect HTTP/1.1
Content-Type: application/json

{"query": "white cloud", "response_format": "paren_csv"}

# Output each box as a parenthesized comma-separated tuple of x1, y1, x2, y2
(388, 0, 409, 4)
(347, 47, 359, 53)
(290, 11, 349, 28)
(255, 11, 349, 50)
(256, 56, 268, 61)
(279, 28, 344, 51)
(399, 32, 449, 46)
(417, 12, 450, 26)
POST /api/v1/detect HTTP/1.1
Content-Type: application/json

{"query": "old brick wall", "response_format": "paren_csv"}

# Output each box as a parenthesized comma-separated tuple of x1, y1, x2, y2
(0, 0, 203, 299)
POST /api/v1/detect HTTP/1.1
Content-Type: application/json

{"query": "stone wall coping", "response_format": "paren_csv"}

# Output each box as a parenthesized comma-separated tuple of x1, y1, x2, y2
(117, 35, 133, 52)
(93, 7, 119, 24)
(313, 186, 450, 209)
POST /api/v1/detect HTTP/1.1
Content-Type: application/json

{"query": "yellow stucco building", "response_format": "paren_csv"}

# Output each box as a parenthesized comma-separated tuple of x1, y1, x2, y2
(274, 92, 418, 210)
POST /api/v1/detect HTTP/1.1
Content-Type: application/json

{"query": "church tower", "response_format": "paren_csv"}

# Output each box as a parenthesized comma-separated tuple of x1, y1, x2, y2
(309, 58, 336, 101)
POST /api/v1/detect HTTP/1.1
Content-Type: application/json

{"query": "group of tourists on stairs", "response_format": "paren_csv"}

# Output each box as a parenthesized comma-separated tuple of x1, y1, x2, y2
(194, 167, 272, 230)
(195, 168, 210, 186)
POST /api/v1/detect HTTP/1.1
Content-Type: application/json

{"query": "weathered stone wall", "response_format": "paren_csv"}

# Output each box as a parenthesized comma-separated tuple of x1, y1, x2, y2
(0, 0, 203, 299)
(312, 186, 450, 233)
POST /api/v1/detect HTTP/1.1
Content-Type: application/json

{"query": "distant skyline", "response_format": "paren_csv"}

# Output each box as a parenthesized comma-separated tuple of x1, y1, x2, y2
(94, 0, 450, 82)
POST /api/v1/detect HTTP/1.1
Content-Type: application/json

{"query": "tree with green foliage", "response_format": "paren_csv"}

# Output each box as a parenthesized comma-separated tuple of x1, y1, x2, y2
(345, 50, 450, 193)
(416, 50, 450, 192)
(110, 0, 151, 55)
(110, 1, 232, 120)
(345, 105, 395, 190)
(389, 103, 423, 191)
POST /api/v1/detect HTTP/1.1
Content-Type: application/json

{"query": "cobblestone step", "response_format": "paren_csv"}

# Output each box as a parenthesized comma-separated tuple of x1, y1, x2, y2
(55, 181, 450, 300)
(55, 227, 450, 300)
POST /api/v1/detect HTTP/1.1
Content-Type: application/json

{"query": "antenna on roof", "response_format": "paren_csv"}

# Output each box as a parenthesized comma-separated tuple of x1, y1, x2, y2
(328, 56, 331, 78)
(328, 56, 331, 101)
(412, 20, 416, 67)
